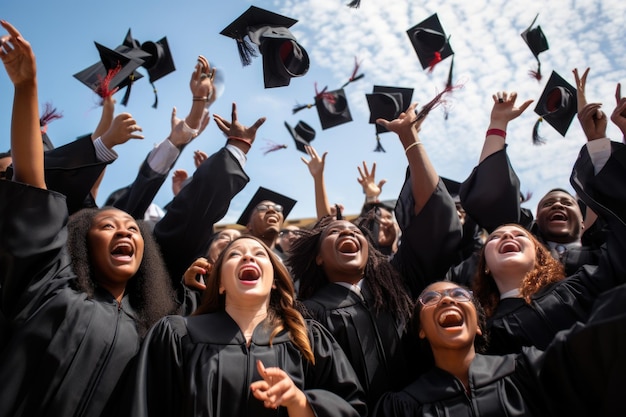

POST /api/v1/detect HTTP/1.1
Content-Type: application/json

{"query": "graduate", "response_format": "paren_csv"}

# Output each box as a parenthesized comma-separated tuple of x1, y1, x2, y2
(124, 236, 367, 417)
(373, 281, 551, 416)
(472, 72, 626, 354)
(0, 21, 178, 417)
(287, 101, 463, 409)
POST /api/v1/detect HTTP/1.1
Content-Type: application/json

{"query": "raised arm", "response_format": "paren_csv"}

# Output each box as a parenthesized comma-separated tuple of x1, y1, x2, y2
(1, 20, 43, 188)
(479, 91, 534, 163)
(357, 161, 386, 206)
(301, 145, 331, 219)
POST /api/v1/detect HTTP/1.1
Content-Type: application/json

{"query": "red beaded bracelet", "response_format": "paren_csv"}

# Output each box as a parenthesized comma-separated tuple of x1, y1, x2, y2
(486, 128, 506, 139)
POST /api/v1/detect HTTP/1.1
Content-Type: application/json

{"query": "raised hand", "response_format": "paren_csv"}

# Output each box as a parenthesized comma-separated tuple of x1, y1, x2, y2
(100, 113, 144, 149)
(301, 145, 327, 180)
(182, 257, 210, 292)
(357, 161, 386, 200)
(489, 91, 534, 126)
(169, 106, 210, 148)
(0, 20, 36, 87)
(573, 67, 590, 111)
(213, 102, 266, 152)
(611, 83, 626, 138)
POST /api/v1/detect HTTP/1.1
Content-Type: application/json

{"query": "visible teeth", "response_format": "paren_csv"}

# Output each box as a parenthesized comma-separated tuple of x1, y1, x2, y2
(438, 310, 463, 328)
(500, 242, 519, 253)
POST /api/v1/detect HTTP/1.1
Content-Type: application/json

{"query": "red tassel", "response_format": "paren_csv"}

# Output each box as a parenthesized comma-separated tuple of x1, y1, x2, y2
(39, 102, 63, 127)
(414, 80, 464, 123)
(427, 52, 442, 73)
(96, 63, 122, 99)
(262, 140, 288, 155)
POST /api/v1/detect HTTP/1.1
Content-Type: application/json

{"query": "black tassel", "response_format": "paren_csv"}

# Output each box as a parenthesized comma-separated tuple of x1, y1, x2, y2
(341, 73, 365, 89)
(532, 117, 547, 145)
(121, 82, 132, 106)
(151, 82, 158, 109)
(237, 38, 258, 66)
(347, 0, 361, 7)
(293, 103, 314, 114)
(374, 134, 386, 152)
(446, 55, 454, 90)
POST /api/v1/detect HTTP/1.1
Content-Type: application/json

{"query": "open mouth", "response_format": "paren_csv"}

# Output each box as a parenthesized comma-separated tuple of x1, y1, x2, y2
(499, 241, 520, 253)
(239, 266, 260, 281)
(337, 238, 359, 254)
(111, 242, 134, 258)
(437, 309, 464, 328)
(549, 212, 568, 222)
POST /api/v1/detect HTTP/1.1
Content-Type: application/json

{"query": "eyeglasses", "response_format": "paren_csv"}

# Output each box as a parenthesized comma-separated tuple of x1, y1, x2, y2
(255, 204, 283, 213)
(418, 287, 473, 306)
(279, 229, 297, 237)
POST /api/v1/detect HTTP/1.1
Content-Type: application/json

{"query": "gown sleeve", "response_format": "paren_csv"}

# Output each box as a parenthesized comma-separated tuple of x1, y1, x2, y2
(0, 180, 70, 320)
(393, 175, 463, 297)
(154, 147, 250, 297)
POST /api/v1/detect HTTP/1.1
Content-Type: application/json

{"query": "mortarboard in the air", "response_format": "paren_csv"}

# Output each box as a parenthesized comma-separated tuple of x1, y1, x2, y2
(139, 36, 176, 108)
(365, 85, 414, 152)
(315, 88, 353, 130)
(236, 186, 297, 226)
(521, 14, 549, 81)
(220, 6, 309, 88)
(285, 120, 315, 153)
(407, 13, 454, 72)
(115, 28, 152, 61)
(532, 71, 577, 144)
(73, 42, 145, 100)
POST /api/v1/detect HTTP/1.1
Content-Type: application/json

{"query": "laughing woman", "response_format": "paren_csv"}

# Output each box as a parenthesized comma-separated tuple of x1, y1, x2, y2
(0, 22, 177, 417)
(124, 236, 366, 417)
(373, 280, 552, 416)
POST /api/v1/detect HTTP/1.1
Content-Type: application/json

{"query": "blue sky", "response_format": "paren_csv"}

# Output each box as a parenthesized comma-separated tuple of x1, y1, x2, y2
(2, 0, 625, 224)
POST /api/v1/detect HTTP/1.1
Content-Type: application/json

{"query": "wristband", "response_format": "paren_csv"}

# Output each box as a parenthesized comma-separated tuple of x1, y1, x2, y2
(404, 141, 422, 154)
(227, 136, 252, 147)
(486, 128, 506, 139)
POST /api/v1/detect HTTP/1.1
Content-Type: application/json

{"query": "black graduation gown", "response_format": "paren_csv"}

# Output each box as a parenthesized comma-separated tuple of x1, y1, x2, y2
(540, 282, 626, 417)
(459, 147, 601, 277)
(486, 142, 626, 354)
(372, 351, 549, 417)
(302, 178, 463, 409)
(0, 180, 142, 417)
(124, 312, 367, 417)
(154, 147, 249, 310)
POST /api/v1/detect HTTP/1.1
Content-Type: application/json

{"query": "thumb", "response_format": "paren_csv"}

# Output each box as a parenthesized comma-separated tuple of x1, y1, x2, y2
(171, 107, 177, 127)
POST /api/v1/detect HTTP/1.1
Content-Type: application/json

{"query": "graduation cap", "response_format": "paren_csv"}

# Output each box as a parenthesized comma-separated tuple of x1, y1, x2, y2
(74, 42, 144, 101)
(285, 120, 315, 153)
(315, 88, 352, 130)
(532, 71, 577, 144)
(521, 14, 549, 81)
(407, 13, 454, 72)
(139, 37, 176, 108)
(115, 28, 151, 61)
(220, 6, 309, 88)
(236, 186, 297, 226)
(366, 86, 414, 152)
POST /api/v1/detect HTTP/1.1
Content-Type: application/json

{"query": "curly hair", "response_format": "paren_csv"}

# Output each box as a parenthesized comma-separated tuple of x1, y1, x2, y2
(286, 215, 413, 323)
(473, 224, 566, 318)
(409, 282, 489, 371)
(193, 236, 315, 364)
(66, 207, 178, 337)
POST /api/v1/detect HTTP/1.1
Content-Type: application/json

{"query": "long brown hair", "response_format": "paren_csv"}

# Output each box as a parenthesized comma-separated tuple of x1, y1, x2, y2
(473, 223, 565, 317)
(194, 236, 315, 364)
